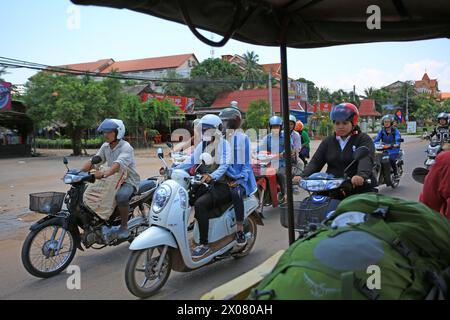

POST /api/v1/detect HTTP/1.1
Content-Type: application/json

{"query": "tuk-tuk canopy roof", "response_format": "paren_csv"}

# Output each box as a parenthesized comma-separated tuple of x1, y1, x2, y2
(72, 0, 450, 48)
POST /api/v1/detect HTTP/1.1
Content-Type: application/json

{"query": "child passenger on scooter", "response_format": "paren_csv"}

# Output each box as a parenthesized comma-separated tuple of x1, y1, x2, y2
(219, 105, 257, 246)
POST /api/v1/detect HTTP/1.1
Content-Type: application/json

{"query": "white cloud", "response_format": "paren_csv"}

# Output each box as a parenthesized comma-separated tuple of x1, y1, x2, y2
(312, 59, 450, 94)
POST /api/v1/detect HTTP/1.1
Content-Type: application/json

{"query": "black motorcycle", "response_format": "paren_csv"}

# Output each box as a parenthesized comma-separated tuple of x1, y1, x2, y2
(21, 156, 159, 278)
(373, 141, 404, 189)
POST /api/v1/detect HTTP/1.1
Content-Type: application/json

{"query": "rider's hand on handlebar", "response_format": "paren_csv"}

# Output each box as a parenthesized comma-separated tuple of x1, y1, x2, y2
(201, 174, 212, 184)
(292, 176, 302, 184)
(351, 175, 365, 187)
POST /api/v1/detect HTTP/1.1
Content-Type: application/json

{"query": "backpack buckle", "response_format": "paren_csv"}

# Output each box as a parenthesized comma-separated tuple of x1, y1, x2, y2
(372, 206, 389, 219)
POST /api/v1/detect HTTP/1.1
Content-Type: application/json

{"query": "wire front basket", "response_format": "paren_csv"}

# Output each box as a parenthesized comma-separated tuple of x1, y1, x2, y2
(29, 192, 66, 215)
(279, 198, 331, 233)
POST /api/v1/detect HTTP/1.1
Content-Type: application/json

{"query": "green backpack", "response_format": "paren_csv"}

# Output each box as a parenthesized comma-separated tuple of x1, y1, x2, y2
(250, 193, 450, 300)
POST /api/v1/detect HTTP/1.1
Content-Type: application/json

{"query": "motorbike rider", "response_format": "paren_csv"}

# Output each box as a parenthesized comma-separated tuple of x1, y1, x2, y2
(81, 119, 141, 240)
(428, 112, 450, 145)
(257, 115, 292, 203)
(175, 114, 232, 258)
(289, 115, 302, 174)
(295, 103, 377, 195)
(420, 150, 450, 219)
(219, 106, 257, 247)
(295, 120, 310, 166)
(373, 114, 402, 179)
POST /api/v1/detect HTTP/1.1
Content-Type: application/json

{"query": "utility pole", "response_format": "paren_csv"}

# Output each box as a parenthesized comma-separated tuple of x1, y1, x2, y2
(353, 85, 356, 103)
(268, 67, 273, 115)
(405, 85, 409, 122)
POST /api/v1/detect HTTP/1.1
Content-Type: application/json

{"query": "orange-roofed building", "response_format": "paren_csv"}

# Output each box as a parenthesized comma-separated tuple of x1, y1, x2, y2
(415, 73, 439, 98)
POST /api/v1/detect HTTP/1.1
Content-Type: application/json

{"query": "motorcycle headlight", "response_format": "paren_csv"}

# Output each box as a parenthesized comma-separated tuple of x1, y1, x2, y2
(63, 175, 73, 184)
(152, 185, 172, 213)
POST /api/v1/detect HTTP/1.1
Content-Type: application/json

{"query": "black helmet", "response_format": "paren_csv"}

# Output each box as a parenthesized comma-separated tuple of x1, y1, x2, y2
(219, 107, 242, 130)
(437, 112, 449, 123)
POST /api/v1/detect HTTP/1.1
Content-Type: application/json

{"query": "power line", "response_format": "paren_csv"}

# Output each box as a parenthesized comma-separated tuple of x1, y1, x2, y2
(0, 56, 269, 85)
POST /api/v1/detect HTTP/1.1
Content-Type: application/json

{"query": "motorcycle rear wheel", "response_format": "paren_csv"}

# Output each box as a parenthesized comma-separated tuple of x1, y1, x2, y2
(232, 215, 258, 259)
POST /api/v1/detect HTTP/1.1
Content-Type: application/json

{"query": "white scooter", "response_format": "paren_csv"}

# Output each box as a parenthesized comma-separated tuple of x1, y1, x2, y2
(124, 148, 263, 298)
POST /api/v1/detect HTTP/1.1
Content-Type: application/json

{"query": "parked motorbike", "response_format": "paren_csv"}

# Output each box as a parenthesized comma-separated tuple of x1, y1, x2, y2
(373, 142, 404, 189)
(21, 156, 159, 278)
(252, 152, 283, 216)
(281, 146, 371, 238)
(124, 149, 263, 298)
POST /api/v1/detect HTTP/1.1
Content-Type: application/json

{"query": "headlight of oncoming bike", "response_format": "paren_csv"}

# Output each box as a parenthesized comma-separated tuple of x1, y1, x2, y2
(152, 185, 172, 213)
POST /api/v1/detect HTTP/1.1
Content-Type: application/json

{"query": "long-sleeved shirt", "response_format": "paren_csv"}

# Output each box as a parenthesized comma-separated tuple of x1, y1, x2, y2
(300, 130, 310, 148)
(176, 138, 230, 181)
(96, 140, 141, 189)
(420, 150, 450, 219)
(429, 125, 450, 143)
(291, 130, 302, 153)
(257, 131, 289, 168)
(226, 131, 257, 196)
(302, 132, 376, 184)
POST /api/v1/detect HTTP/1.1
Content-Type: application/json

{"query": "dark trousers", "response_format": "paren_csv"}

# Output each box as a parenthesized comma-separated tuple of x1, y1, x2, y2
(194, 182, 231, 245)
(276, 167, 287, 196)
(230, 185, 246, 224)
(389, 154, 399, 176)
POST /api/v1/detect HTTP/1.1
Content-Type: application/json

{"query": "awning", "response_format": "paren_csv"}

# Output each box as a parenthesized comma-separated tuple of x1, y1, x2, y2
(71, 0, 450, 48)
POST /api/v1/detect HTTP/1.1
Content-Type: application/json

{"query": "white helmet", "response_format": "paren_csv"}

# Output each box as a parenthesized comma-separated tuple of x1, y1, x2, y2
(230, 100, 238, 108)
(289, 114, 297, 124)
(97, 119, 126, 140)
(199, 114, 223, 142)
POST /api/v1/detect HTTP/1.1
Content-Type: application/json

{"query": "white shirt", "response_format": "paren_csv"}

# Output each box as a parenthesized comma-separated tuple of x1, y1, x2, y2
(336, 136, 351, 151)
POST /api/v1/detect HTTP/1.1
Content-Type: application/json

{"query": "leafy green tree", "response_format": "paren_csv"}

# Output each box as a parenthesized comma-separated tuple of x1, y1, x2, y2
(25, 73, 111, 155)
(184, 58, 243, 107)
(162, 70, 186, 96)
(411, 94, 445, 122)
(245, 99, 271, 130)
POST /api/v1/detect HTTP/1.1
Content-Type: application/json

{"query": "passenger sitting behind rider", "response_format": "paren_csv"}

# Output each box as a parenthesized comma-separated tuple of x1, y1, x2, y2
(294, 103, 377, 195)
(81, 119, 141, 240)
(220, 105, 257, 247)
(373, 114, 402, 179)
(175, 114, 231, 259)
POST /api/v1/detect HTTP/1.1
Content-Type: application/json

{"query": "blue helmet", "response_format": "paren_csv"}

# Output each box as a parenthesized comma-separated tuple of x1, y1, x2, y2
(269, 116, 283, 127)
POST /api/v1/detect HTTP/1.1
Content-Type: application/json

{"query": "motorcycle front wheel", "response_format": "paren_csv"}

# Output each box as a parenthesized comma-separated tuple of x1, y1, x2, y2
(125, 246, 172, 298)
(21, 218, 77, 278)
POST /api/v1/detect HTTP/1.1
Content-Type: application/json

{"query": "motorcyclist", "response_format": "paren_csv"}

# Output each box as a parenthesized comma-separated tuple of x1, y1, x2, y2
(296, 103, 377, 195)
(175, 114, 231, 258)
(373, 114, 402, 179)
(295, 120, 310, 166)
(81, 119, 141, 240)
(429, 112, 450, 145)
(257, 115, 292, 203)
(289, 115, 302, 174)
(219, 106, 257, 246)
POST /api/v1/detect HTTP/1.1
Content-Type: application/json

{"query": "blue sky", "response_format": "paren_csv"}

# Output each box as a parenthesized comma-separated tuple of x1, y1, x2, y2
(2, 0, 450, 94)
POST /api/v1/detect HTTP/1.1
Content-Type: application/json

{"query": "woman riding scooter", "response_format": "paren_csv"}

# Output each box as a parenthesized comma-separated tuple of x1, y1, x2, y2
(295, 103, 377, 195)
(175, 114, 231, 258)
(374, 114, 402, 179)
(219, 106, 257, 247)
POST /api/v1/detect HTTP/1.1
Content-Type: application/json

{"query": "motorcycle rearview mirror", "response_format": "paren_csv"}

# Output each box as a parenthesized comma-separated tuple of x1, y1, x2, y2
(63, 157, 69, 171)
(412, 167, 429, 184)
(400, 138, 405, 143)
(90, 155, 102, 165)
(166, 142, 174, 149)
(157, 148, 164, 159)
(343, 146, 370, 174)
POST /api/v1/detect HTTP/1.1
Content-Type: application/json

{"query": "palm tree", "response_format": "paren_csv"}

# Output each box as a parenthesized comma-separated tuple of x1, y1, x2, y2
(242, 51, 263, 89)
(364, 87, 375, 99)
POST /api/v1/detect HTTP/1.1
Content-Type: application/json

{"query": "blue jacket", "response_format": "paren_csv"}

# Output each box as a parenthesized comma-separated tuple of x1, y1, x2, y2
(226, 132, 257, 196)
(374, 128, 401, 156)
(258, 131, 289, 168)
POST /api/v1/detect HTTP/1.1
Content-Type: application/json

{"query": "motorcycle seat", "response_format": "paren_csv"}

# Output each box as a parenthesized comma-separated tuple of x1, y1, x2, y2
(135, 179, 157, 195)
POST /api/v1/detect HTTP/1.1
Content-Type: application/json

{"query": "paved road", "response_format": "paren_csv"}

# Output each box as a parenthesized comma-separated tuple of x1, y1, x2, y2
(0, 137, 428, 299)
